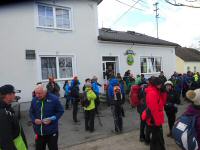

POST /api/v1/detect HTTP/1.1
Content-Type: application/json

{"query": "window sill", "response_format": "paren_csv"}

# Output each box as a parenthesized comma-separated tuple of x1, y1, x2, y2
(36, 26, 73, 32)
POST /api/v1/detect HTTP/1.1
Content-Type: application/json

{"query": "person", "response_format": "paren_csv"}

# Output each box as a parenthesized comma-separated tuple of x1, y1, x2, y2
(0, 84, 28, 150)
(142, 77, 167, 150)
(164, 81, 180, 137)
(83, 82, 97, 132)
(159, 71, 167, 85)
(91, 76, 102, 115)
(108, 76, 124, 133)
(83, 78, 91, 92)
(184, 89, 200, 148)
(70, 80, 80, 123)
(29, 84, 64, 150)
(105, 65, 114, 80)
(46, 77, 60, 97)
(63, 80, 71, 110)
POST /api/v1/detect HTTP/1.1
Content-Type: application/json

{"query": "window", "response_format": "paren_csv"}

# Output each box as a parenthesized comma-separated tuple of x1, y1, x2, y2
(40, 56, 74, 80)
(37, 4, 72, 30)
(140, 57, 162, 73)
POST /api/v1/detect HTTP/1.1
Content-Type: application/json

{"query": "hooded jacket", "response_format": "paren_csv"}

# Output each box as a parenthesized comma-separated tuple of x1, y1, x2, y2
(0, 100, 27, 150)
(184, 104, 200, 149)
(29, 93, 64, 135)
(145, 85, 167, 126)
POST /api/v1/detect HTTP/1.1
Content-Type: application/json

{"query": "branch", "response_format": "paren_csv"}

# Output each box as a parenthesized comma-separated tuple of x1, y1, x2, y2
(164, 0, 200, 8)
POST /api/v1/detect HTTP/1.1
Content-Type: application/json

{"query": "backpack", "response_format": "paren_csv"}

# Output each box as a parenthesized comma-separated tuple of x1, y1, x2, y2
(172, 114, 199, 150)
(80, 92, 90, 107)
(70, 85, 79, 98)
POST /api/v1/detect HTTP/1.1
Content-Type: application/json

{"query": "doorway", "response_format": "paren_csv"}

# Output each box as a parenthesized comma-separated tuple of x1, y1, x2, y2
(102, 56, 119, 80)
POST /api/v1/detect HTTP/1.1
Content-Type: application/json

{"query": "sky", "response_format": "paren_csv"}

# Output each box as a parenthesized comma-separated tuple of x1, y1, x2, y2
(98, 0, 200, 48)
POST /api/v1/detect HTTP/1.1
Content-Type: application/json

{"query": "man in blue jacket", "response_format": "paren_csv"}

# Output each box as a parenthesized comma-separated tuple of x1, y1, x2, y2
(29, 84, 64, 150)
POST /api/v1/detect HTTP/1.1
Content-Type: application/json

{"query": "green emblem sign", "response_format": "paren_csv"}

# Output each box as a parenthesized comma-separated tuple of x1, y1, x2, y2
(127, 54, 134, 65)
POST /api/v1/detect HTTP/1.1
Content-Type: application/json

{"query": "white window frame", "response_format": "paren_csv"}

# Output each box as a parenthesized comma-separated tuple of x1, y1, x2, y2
(36, 3, 73, 31)
(140, 56, 162, 74)
(38, 54, 76, 81)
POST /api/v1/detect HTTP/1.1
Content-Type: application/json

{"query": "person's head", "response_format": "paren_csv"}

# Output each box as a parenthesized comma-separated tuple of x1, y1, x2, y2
(64, 80, 69, 84)
(0, 84, 16, 104)
(34, 84, 47, 100)
(85, 82, 92, 90)
(152, 77, 162, 89)
(85, 78, 91, 83)
(74, 76, 78, 81)
(164, 81, 173, 92)
(92, 75, 98, 82)
(186, 89, 200, 106)
(160, 71, 164, 76)
(48, 76, 55, 83)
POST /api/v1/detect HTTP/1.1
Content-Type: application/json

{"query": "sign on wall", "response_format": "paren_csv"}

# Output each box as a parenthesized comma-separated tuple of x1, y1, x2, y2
(126, 50, 135, 66)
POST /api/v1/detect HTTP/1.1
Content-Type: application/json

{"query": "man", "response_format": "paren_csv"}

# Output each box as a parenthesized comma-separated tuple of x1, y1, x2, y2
(29, 84, 64, 150)
(159, 71, 167, 85)
(0, 84, 27, 150)
(46, 77, 60, 97)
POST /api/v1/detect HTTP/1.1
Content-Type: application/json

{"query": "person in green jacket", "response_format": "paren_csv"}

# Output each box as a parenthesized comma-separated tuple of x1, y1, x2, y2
(84, 83, 97, 132)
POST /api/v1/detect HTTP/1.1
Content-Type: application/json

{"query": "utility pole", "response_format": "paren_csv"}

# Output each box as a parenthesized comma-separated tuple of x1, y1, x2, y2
(154, 2, 159, 38)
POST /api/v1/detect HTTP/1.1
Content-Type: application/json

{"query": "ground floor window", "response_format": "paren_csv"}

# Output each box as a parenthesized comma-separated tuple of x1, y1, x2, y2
(40, 55, 74, 80)
(140, 57, 162, 73)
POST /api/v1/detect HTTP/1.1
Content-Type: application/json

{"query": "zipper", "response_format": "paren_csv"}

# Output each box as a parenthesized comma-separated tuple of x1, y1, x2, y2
(40, 100, 44, 136)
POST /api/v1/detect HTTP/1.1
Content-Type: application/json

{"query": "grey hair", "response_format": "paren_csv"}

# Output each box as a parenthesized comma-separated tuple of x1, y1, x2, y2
(34, 84, 47, 92)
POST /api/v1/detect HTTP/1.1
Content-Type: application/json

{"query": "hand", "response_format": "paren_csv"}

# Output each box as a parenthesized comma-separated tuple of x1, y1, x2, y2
(43, 119, 51, 125)
(35, 119, 42, 125)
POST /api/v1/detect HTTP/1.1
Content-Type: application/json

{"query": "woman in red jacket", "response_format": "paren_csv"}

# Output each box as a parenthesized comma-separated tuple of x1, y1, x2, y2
(145, 77, 167, 150)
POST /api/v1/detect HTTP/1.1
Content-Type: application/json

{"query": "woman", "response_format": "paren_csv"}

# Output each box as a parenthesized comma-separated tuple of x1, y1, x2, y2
(164, 81, 180, 137)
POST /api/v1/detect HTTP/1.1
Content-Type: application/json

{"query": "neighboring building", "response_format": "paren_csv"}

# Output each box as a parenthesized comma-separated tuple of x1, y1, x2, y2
(176, 47, 200, 73)
(0, 0, 178, 102)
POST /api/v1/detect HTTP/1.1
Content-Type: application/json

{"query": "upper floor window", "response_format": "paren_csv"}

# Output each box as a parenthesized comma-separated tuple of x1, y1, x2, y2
(140, 57, 162, 73)
(37, 4, 72, 30)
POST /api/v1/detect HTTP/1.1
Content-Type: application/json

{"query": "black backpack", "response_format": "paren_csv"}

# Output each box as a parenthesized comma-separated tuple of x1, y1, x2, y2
(80, 92, 90, 107)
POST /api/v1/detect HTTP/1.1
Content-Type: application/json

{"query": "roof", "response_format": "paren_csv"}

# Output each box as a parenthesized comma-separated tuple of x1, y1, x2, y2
(98, 28, 179, 47)
(175, 47, 200, 62)
(0, 0, 103, 5)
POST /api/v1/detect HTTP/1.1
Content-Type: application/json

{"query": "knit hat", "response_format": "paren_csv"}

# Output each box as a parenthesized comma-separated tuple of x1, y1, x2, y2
(164, 81, 173, 86)
(186, 89, 200, 106)
(0, 84, 16, 95)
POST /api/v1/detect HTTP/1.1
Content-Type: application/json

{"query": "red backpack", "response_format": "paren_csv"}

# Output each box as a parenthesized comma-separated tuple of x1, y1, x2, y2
(129, 85, 140, 107)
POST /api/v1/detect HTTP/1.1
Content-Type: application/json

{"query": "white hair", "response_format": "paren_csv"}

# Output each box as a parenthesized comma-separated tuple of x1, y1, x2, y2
(34, 84, 47, 92)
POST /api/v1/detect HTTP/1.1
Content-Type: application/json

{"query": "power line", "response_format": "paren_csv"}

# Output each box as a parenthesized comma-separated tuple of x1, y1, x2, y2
(114, 0, 145, 11)
(110, 0, 142, 27)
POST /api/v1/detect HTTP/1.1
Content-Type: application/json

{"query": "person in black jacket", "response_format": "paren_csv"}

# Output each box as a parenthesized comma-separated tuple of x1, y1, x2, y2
(70, 80, 80, 123)
(164, 81, 180, 137)
(0, 84, 27, 150)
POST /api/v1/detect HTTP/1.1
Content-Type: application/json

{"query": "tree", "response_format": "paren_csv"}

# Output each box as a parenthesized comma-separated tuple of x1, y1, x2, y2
(164, 0, 200, 8)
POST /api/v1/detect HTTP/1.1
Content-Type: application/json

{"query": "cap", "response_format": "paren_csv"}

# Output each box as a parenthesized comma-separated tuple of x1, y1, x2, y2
(186, 89, 200, 106)
(0, 84, 16, 95)
(164, 81, 173, 86)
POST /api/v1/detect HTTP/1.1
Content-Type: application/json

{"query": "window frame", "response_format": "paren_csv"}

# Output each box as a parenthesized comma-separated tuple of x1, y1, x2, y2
(36, 3, 73, 31)
(140, 56, 162, 74)
(38, 54, 76, 81)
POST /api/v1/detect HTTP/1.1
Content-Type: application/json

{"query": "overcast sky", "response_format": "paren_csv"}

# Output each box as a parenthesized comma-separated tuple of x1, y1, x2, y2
(98, 0, 200, 48)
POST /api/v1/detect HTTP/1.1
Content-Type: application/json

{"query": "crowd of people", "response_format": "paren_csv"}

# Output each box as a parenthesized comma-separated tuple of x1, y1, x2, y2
(0, 69, 200, 150)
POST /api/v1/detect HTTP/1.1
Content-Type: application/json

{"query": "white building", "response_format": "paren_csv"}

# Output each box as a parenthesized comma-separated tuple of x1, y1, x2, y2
(0, 0, 178, 102)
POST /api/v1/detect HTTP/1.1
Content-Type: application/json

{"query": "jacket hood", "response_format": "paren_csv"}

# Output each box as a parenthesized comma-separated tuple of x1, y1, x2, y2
(109, 78, 119, 86)
(185, 104, 200, 116)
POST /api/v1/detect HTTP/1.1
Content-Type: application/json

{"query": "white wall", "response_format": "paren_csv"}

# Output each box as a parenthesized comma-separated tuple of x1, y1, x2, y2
(0, 0, 100, 102)
(184, 62, 200, 73)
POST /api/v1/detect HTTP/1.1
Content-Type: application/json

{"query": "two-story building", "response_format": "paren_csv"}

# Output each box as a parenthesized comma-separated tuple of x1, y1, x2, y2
(0, 0, 178, 102)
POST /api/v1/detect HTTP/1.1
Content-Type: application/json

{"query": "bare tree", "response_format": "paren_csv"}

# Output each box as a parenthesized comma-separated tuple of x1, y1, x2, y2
(164, 0, 200, 8)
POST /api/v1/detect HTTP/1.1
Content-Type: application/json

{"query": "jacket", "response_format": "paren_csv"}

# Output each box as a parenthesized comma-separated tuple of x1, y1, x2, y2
(108, 78, 119, 99)
(29, 93, 64, 135)
(184, 104, 200, 149)
(145, 85, 167, 126)
(0, 100, 27, 150)
(165, 89, 180, 113)
(46, 82, 60, 97)
(92, 82, 100, 96)
(84, 88, 96, 111)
